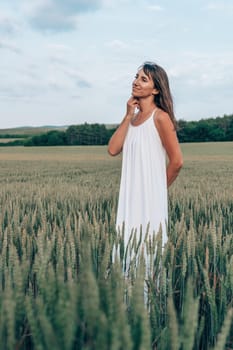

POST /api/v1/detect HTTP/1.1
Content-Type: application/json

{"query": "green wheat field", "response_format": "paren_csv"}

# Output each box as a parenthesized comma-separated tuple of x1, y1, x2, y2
(0, 142, 232, 350)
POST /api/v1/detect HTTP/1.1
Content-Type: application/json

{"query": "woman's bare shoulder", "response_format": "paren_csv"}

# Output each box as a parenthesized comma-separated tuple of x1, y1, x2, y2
(155, 109, 173, 129)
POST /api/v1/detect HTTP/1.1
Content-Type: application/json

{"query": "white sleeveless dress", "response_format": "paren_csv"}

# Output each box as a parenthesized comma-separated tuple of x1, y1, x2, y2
(116, 110, 168, 248)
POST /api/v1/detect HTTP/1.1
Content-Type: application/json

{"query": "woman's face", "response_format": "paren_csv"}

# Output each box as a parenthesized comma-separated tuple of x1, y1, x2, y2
(132, 68, 158, 98)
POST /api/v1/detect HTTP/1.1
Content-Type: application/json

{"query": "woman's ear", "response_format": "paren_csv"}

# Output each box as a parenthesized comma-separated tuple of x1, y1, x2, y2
(152, 88, 159, 95)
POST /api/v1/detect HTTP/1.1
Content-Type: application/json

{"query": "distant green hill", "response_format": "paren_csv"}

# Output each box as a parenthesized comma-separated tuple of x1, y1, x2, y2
(0, 125, 68, 136)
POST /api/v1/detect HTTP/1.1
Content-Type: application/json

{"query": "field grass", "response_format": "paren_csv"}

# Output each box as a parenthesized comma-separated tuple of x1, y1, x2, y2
(0, 142, 232, 350)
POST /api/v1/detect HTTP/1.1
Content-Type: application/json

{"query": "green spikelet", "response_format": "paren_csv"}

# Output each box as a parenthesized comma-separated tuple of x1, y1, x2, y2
(107, 260, 133, 350)
(211, 308, 233, 350)
(78, 243, 104, 348)
(186, 230, 192, 260)
(167, 293, 180, 350)
(25, 295, 44, 350)
(0, 228, 8, 289)
(228, 255, 233, 291)
(11, 245, 25, 334)
(205, 246, 209, 271)
(161, 266, 167, 300)
(53, 277, 78, 350)
(180, 279, 199, 350)
(55, 227, 65, 280)
(202, 266, 218, 342)
(195, 315, 205, 349)
(99, 232, 111, 278)
(36, 296, 61, 350)
(128, 252, 152, 350)
(2, 276, 16, 350)
(181, 251, 187, 278)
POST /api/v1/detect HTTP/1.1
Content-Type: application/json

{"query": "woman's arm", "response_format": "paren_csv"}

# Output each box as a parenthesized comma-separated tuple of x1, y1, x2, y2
(155, 111, 183, 187)
(108, 97, 139, 156)
(108, 116, 131, 156)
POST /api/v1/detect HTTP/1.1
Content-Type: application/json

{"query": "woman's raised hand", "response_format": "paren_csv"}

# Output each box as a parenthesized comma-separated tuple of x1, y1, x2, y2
(126, 96, 139, 119)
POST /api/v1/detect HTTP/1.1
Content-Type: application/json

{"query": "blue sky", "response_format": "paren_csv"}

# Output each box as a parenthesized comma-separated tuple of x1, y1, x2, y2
(0, 0, 232, 128)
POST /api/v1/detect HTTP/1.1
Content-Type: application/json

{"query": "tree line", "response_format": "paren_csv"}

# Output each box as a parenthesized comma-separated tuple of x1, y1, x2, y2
(177, 114, 233, 142)
(0, 114, 232, 147)
(24, 123, 112, 146)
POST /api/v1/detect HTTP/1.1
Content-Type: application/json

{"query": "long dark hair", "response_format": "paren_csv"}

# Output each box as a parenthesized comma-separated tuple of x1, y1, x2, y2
(140, 61, 177, 129)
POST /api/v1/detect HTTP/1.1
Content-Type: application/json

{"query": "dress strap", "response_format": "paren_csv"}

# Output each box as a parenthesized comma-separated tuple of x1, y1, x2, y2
(152, 108, 159, 120)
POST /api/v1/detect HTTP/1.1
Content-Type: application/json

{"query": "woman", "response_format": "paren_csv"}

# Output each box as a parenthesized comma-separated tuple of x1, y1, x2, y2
(108, 62, 183, 270)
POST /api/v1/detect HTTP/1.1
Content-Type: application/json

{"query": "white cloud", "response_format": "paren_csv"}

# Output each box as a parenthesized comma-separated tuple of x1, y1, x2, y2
(21, 0, 104, 31)
(47, 44, 73, 65)
(101, 0, 132, 7)
(47, 43, 72, 52)
(168, 51, 233, 120)
(0, 81, 44, 102)
(105, 39, 128, 50)
(29, 12, 79, 32)
(146, 4, 163, 11)
(169, 51, 233, 84)
(0, 13, 21, 34)
(206, 2, 233, 12)
(53, 67, 93, 89)
(59, 67, 93, 89)
(48, 78, 68, 91)
(76, 80, 92, 88)
(0, 39, 21, 54)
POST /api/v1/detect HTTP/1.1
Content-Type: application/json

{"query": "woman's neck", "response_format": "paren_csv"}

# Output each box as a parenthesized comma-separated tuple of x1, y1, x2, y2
(138, 99, 157, 117)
